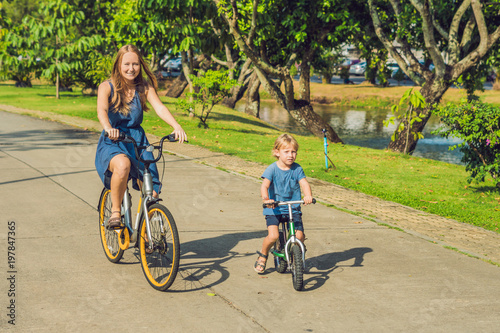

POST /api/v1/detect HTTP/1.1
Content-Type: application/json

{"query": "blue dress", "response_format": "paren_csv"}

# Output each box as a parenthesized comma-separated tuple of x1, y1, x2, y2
(95, 81, 161, 194)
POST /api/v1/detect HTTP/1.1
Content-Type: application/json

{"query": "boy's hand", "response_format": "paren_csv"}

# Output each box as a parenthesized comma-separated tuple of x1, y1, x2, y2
(263, 199, 276, 208)
(303, 195, 313, 205)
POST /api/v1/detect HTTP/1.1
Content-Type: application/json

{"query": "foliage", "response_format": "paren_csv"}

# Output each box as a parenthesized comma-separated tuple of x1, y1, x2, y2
(393, 69, 406, 85)
(383, 88, 426, 154)
(25, 1, 103, 86)
(376, 61, 392, 87)
(312, 47, 343, 83)
(433, 100, 500, 186)
(456, 62, 489, 102)
(175, 69, 238, 128)
(0, 0, 39, 86)
(84, 52, 113, 88)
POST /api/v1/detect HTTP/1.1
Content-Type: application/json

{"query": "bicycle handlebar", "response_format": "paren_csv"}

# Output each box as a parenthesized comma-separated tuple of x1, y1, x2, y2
(104, 131, 181, 164)
(262, 198, 316, 209)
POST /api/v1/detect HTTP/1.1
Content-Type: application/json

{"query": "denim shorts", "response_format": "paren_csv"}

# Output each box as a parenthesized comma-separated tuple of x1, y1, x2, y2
(265, 214, 304, 232)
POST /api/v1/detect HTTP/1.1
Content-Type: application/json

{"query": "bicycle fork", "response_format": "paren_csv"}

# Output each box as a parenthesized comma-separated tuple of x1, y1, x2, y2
(128, 170, 155, 251)
(284, 203, 306, 270)
(284, 237, 306, 271)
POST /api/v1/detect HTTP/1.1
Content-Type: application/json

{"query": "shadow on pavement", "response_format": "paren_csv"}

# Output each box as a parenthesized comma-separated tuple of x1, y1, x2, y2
(170, 230, 266, 292)
(303, 247, 373, 291)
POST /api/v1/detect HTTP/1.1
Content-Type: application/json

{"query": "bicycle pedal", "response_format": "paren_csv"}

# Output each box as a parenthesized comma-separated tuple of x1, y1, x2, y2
(106, 224, 125, 230)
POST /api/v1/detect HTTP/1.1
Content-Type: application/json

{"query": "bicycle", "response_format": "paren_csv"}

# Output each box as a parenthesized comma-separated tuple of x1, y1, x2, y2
(98, 132, 181, 291)
(264, 199, 316, 291)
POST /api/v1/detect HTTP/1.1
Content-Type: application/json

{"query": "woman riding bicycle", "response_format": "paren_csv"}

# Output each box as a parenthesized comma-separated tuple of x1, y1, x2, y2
(95, 44, 187, 228)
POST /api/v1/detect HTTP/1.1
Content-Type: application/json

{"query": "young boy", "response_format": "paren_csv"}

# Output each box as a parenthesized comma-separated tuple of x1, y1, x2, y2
(254, 133, 313, 274)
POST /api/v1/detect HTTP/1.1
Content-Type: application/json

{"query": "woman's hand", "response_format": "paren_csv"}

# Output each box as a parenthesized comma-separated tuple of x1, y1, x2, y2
(106, 128, 120, 141)
(171, 127, 187, 143)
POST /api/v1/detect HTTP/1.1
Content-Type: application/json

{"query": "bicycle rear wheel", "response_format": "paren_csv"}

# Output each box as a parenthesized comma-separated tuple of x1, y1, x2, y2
(290, 244, 304, 291)
(98, 188, 125, 263)
(139, 203, 180, 291)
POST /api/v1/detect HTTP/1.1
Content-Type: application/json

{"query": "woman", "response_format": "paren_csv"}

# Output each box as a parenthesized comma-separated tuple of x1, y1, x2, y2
(95, 44, 187, 228)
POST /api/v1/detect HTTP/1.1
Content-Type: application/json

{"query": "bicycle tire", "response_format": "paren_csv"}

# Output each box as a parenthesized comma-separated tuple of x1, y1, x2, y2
(98, 188, 125, 263)
(139, 203, 180, 291)
(291, 244, 304, 291)
(274, 231, 287, 273)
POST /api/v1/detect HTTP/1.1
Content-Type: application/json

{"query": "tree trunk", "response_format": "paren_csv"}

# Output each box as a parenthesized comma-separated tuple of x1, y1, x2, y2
(291, 100, 343, 143)
(388, 81, 448, 153)
(221, 84, 249, 109)
(56, 72, 60, 100)
(322, 75, 332, 84)
(245, 72, 261, 117)
(298, 63, 311, 102)
(165, 72, 188, 98)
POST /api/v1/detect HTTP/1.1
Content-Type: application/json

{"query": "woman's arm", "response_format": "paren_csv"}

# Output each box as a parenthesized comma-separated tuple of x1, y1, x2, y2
(146, 85, 187, 143)
(96, 81, 121, 140)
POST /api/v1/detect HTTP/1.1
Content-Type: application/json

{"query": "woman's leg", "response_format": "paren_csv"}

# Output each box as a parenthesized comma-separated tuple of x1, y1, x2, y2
(108, 154, 131, 220)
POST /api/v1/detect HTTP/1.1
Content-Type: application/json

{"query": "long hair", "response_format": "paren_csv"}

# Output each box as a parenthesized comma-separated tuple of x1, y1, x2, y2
(110, 44, 158, 115)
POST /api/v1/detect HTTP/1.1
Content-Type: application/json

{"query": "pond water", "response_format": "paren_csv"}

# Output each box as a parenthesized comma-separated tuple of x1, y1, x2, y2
(235, 101, 463, 165)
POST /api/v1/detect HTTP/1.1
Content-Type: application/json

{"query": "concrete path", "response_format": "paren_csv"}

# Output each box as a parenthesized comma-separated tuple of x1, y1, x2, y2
(1, 110, 499, 332)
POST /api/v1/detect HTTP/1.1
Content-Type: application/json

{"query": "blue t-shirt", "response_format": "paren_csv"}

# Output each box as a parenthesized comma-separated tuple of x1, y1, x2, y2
(261, 162, 306, 215)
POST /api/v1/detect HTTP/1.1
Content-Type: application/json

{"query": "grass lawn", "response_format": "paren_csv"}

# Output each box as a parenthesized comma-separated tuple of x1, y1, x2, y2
(1, 81, 499, 233)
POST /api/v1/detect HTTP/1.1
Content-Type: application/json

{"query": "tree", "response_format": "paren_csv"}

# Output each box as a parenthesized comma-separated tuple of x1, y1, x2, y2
(210, 16, 255, 109)
(0, 0, 42, 86)
(312, 47, 343, 84)
(214, 0, 349, 142)
(23, 1, 102, 98)
(368, 0, 500, 154)
(138, 0, 221, 98)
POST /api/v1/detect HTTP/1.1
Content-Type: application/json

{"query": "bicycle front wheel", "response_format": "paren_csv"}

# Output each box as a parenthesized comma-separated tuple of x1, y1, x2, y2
(98, 188, 125, 263)
(290, 244, 304, 291)
(139, 204, 180, 291)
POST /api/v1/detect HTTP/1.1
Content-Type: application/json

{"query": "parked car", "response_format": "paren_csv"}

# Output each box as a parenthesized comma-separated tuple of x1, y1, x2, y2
(386, 62, 411, 81)
(165, 58, 182, 72)
(386, 62, 400, 76)
(349, 61, 366, 76)
(419, 60, 434, 71)
(337, 59, 361, 73)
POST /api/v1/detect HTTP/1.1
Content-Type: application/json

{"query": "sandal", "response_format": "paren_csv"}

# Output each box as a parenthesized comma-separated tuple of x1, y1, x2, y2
(144, 241, 154, 254)
(108, 211, 123, 229)
(143, 236, 154, 254)
(254, 251, 268, 274)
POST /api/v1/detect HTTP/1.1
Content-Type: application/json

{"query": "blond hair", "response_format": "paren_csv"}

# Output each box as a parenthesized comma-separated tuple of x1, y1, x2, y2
(273, 134, 299, 158)
(110, 44, 158, 115)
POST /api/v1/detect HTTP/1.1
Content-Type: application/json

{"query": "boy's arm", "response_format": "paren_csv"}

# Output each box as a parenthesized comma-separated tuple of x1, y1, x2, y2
(299, 178, 313, 205)
(261, 178, 275, 206)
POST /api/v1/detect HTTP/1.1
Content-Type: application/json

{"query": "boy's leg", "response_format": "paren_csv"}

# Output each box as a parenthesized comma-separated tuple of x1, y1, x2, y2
(255, 225, 279, 273)
(296, 230, 305, 243)
(293, 213, 305, 243)
(261, 225, 279, 256)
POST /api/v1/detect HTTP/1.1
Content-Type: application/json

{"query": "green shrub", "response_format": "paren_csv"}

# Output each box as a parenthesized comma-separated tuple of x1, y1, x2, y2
(433, 100, 500, 186)
(176, 69, 238, 128)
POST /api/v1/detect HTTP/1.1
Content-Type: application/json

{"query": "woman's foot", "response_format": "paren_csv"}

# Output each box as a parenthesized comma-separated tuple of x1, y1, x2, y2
(108, 210, 122, 228)
(143, 236, 154, 254)
(254, 251, 268, 274)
